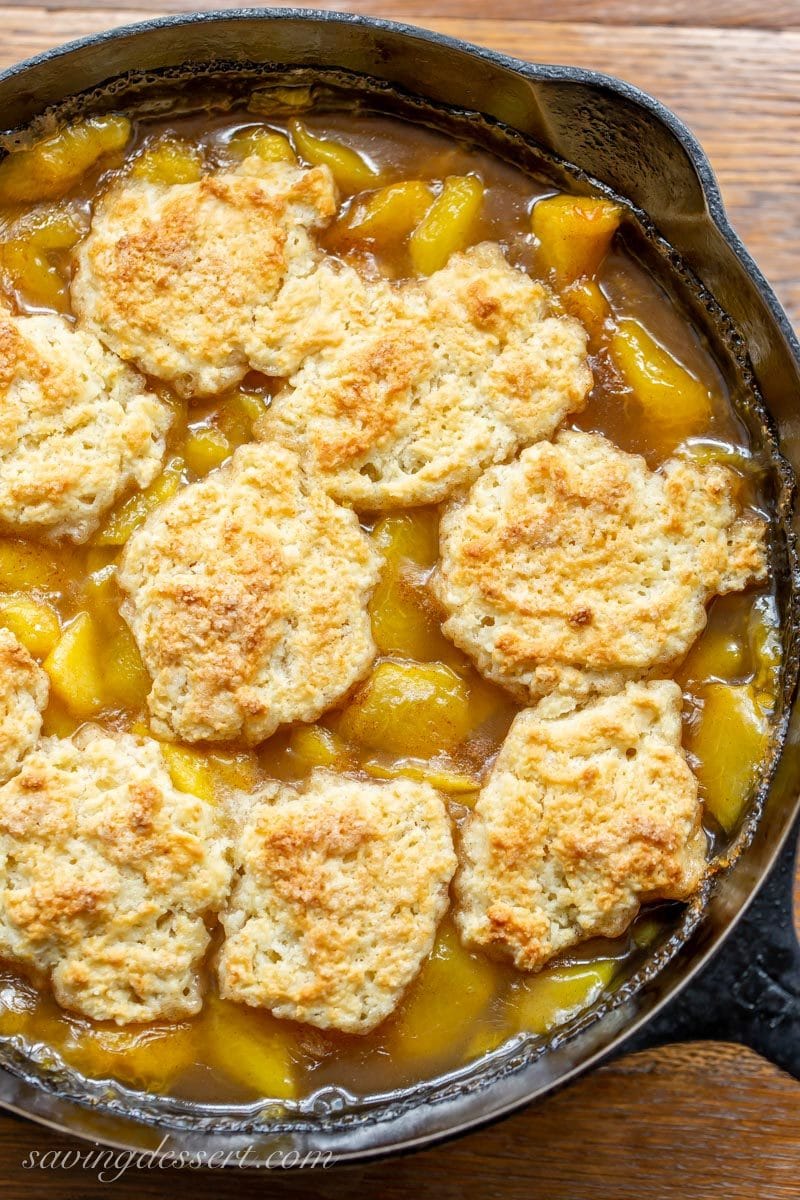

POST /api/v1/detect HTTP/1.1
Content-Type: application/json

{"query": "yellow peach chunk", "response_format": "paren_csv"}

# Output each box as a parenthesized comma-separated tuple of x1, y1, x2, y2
(183, 427, 232, 476)
(362, 756, 479, 795)
(201, 994, 296, 1099)
(81, 562, 120, 628)
(64, 1022, 197, 1092)
(373, 510, 439, 570)
(228, 127, 296, 164)
(43, 611, 105, 719)
(0, 538, 66, 591)
(337, 660, 473, 758)
(88, 560, 135, 613)
(217, 390, 269, 448)
(686, 683, 770, 832)
(561, 278, 611, 344)
(386, 925, 500, 1060)
(160, 743, 217, 804)
(611, 319, 713, 451)
(131, 137, 203, 185)
(40, 695, 81, 738)
(81, 566, 148, 706)
(160, 390, 189, 445)
(0, 594, 60, 658)
(59, 569, 148, 709)
(409, 175, 484, 276)
(289, 119, 380, 194)
(531, 194, 621, 286)
(509, 959, 618, 1036)
(0, 205, 86, 312)
(288, 724, 352, 771)
(0, 114, 131, 203)
(104, 624, 150, 710)
(343, 180, 434, 243)
(369, 512, 455, 663)
(676, 623, 745, 688)
(93, 455, 184, 546)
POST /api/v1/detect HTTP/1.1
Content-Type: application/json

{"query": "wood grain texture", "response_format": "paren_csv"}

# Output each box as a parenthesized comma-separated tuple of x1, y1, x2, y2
(0, 4, 798, 1195)
(5, 0, 800, 24)
(0, 1044, 798, 1198)
(0, 9, 796, 323)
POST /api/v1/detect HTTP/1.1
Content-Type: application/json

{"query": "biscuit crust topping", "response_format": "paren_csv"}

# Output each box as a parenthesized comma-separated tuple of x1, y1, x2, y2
(0, 312, 171, 542)
(254, 244, 591, 508)
(0, 729, 232, 1024)
(218, 770, 457, 1033)
(456, 682, 706, 970)
(0, 627, 48, 782)
(72, 158, 337, 396)
(117, 442, 381, 744)
(436, 429, 768, 700)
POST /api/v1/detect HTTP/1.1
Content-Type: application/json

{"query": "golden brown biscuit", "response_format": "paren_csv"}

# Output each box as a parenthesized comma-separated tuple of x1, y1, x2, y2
(253, 244, 591, 508)
(72, 157, 337, 396)
(0, 728, 232, 1023)
(0, 312, 171, 542)
(117, 442, 380, 744)
(217, 769, 457, 1033)
(0, 628, 48, 782)
(436, 429, 768, 700)
(455, 681, 706, 970)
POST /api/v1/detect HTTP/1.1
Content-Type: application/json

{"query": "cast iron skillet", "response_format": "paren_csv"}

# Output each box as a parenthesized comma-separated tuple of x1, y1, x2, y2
(0, 8, 798, 1166)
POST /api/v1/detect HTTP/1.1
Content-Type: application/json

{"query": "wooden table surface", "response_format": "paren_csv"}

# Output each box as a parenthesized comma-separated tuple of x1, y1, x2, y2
(0, 2, 799, 1197)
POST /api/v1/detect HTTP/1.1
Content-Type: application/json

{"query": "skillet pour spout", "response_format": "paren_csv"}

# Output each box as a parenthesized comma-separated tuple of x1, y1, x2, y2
(0, 8, 798, 1165)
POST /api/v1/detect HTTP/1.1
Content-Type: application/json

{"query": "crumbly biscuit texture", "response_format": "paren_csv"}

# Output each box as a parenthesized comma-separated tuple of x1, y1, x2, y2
(252, 243, 591, 507)
(436, 429, 768, 700)
(0, 312, 171, 542)
(117, 442, 380, 744)
(0, 728, 232, 1023)
(72, 157, 337, 396)
(456, 681, 706, 970)
(217, 770, 457, 1033)
(0, 628, 48, 783)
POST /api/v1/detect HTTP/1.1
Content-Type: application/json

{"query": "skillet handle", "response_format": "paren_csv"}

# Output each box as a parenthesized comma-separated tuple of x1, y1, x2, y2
(621, 824, 800, 1078)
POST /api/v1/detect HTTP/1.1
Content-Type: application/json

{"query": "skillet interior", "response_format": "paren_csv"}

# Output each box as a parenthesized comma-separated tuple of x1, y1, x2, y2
(0, 13, 798, 1162)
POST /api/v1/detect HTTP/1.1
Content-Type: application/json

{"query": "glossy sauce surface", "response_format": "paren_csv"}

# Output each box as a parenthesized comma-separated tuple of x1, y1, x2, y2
(0, 95, 782, 1105)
